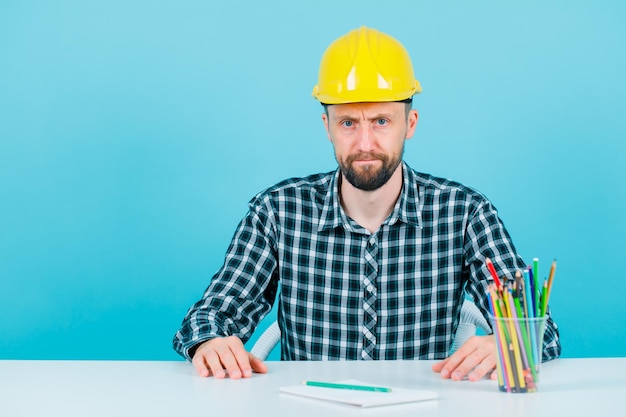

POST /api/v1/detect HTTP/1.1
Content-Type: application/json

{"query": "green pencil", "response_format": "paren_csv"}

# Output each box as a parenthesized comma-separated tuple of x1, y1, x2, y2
(533, 258, 540, 317)
(302, 381, 392, 392)
(540, 279, 548, 317)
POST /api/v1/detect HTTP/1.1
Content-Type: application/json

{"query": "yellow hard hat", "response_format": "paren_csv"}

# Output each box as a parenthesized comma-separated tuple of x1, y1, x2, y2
(312, 26, 422, 104)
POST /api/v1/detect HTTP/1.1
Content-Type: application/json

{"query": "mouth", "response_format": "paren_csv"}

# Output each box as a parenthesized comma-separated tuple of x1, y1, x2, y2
(350, 153, 383, 164)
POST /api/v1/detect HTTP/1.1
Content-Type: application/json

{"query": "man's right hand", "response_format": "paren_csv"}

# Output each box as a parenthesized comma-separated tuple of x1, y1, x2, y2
(191, 336, 268, 379)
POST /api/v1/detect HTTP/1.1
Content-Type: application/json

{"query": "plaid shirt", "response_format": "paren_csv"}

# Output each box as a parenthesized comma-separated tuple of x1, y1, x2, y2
(173, 162, 561, 361)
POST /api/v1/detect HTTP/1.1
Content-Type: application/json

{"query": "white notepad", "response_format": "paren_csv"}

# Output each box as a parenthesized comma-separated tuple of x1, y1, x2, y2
(279, 379, 438, 408)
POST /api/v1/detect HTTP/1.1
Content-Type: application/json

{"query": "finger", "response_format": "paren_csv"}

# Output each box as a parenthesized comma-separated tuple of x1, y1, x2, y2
(191, 340, 226, 378)
(445, 335, 498, 381)
(452, 340, 497, 381)
(453, 345, 497, 381)
(431, 357, 449, 371)
(467, 354, 497, 381)
(436, 344, 474, 379)
(191, 352, 211, 378)
(249, 353, 269, 375)
(228, 339, 255, 378)
(192, 345, 227, 379)
(212, 343, 244, 379)
(431, 357, 451, 375)
(204, 349, 227, 379)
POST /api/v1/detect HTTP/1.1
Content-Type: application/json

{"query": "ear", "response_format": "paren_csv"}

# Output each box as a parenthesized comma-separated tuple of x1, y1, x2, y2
(405, 109, 419, 140)
(321, 113, 332, 141)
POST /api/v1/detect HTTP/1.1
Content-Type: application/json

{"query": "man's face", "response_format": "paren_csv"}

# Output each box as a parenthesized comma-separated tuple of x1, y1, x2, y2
(322, 101, 418, 191)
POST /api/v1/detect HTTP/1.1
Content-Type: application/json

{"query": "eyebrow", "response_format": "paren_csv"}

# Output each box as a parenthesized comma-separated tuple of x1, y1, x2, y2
(332, 112, 395, 121)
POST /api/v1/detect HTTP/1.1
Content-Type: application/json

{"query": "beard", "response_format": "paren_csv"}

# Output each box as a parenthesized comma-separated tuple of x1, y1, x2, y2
(338, 148, 403, 191)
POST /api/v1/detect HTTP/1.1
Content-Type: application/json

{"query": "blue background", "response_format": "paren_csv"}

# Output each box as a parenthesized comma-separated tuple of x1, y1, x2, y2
(1, 0, 624, 361)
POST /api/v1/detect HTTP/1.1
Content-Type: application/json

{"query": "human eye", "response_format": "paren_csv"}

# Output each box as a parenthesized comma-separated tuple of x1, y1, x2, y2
(341, 120, 354, 128)
(375, 118, 388, 126)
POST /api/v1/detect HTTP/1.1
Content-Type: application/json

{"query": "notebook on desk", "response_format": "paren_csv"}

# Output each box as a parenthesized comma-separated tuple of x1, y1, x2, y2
(278, 379, 438, 408)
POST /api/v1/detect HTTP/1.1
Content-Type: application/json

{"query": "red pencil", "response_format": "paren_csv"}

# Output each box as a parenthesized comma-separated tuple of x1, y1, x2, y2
(485, 257, 502, 289)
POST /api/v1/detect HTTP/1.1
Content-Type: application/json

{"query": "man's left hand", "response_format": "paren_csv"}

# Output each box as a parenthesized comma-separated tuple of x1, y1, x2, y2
(431, 334, 497, 381)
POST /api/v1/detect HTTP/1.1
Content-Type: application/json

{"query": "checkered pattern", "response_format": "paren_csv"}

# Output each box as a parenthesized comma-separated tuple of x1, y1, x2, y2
(173, 163, 561, 362)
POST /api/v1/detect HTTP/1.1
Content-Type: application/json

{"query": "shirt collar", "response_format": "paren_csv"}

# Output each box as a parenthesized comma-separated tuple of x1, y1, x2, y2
(395, 162, 422, 228)
(317, 162, 422, 232)
(317, 168, 344, 232)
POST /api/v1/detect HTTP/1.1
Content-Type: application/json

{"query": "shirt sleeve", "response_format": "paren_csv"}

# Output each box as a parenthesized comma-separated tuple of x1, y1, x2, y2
(462, 197, 562, 362)
(172, 196, 279, 361)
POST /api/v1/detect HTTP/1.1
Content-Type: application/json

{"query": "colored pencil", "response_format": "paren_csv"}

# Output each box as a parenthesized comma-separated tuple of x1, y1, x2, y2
(303, 381, 392, 393)
(546, 259, 557, 305)
(533, 258, 540, 316)
(487, 289, 506, 389)
(484, 257, 557, 392)
(540, 279, 549, 317)
(485, 257, 502, 289)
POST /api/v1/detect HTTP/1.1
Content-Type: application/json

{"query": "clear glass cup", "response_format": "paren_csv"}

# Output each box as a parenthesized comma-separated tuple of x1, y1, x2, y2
(490, 315, 547, 393)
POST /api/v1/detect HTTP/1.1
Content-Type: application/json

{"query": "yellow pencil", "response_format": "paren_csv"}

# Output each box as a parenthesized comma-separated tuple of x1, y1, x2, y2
(546, 259, 557, 304)
(487, 287, 506, 389)
(495, 298, 516, 391)
(504, 293, 526, 390)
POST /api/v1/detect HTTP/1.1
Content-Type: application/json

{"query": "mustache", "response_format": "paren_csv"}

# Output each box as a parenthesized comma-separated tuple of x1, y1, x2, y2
(345, 152, 388, 164)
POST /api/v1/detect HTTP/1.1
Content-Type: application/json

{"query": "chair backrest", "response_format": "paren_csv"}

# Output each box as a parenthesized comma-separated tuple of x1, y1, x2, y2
(250, 320, 281, 361)
(250, 299, 492, 361)
(448, 299, 491, 354)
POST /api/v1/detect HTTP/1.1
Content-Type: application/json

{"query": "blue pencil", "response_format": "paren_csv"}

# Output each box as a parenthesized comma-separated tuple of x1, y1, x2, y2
(523, 269, 540, 367)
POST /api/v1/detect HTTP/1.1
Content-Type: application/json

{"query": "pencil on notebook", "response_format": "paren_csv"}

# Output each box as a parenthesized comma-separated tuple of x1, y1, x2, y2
(302, 381, 392, 393)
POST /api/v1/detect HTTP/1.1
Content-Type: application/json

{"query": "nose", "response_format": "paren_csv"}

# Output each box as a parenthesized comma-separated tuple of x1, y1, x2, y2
(356, 124, 375, 152)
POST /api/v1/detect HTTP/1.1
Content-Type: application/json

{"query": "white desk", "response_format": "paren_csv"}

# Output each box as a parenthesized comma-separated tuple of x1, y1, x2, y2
(1, 358, 624, 417)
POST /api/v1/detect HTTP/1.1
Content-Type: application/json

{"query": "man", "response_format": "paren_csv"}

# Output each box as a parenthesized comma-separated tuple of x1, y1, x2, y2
(173, 26, 561, 380)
